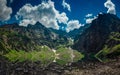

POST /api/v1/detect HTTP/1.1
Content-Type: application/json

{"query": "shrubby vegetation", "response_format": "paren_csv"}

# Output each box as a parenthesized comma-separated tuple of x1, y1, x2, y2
(4, 46, 84, 66)
(95, 44, 120, 62)
(56, 47, 84, 65)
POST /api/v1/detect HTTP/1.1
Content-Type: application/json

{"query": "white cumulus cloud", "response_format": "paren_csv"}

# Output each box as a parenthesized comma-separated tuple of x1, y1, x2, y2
(19, 19, 36, 27)
(104, 0, 116, 15)
(85, 14, 97, 24)
(62, 0, 71, 12)
(16, 0, 82, 32)
(85, 14, 93, 17)
(57, 12, 69, 24)
(16, 0, 69, 30)
(66, 20, 82, 32)
(86, 18, 94, 24)
(0, 0, 12, 21)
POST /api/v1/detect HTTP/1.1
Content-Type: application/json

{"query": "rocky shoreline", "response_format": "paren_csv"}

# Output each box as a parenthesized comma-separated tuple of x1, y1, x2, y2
(0, 56, 120, 75)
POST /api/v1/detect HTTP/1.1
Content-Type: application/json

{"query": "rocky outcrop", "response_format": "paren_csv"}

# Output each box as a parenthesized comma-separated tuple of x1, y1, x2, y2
(0, 56, 120, 75)
(0, 22, 69, 52)
(73, 13, 120, 54)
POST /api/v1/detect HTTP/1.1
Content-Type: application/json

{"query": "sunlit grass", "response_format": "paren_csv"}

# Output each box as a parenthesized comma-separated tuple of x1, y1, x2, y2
(4, 46, 55, 66)
(4, 45, 84, 66)
(95, 44, 120, 62)
(56, 47, 84, 65)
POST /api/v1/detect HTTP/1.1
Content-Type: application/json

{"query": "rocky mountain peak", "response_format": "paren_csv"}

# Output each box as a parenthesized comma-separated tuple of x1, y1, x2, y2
(73, 13, 120, 54)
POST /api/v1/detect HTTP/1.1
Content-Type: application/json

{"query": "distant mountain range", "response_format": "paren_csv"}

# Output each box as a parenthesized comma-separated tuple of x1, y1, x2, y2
(0, 13, 120, 60)
(0, 22, 69, 53)
(49, 24, 90, 39)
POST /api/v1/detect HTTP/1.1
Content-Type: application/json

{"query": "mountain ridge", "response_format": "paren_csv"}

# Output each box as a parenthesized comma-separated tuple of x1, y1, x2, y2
(0, 22, 69, 53)
(73, 13, 120, 60)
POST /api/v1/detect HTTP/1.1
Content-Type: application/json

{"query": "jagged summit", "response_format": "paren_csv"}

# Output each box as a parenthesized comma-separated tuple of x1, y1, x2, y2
(0, 22, 69, 52)
(73, 13, 120, 54)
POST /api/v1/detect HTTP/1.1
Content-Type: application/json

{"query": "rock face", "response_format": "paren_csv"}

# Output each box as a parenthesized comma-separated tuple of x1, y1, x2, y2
(50, 24, 90, 40)
(73, 13, 120, 54)
(67, 24, 90, 39)
(0, 56, 120, 75)
(0, 22, 69, 52)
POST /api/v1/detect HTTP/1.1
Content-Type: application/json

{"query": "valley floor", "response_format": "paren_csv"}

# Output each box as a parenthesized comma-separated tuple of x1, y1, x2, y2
(0, 57, 120, 75)
(63, 58, 120, 75)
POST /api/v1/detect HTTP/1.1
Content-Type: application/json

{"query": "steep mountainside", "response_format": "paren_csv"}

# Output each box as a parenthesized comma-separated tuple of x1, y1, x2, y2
(68, 24, 90, 40)
(0, 22, 69, 52)
(50, 24, 90, 40)
(49, 28, 68, 38)
(73, 13, 120, 56)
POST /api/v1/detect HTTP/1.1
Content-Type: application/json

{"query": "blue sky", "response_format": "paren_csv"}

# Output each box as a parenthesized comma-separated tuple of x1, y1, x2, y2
(8, 0, 120, 22)
(0, 0, 120, 32)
